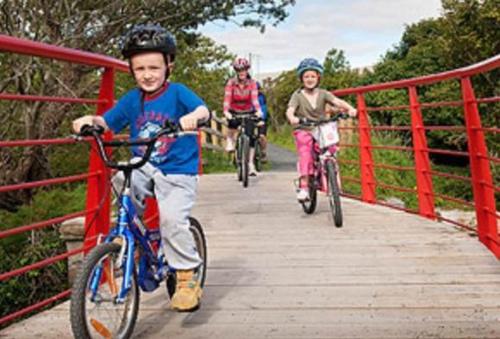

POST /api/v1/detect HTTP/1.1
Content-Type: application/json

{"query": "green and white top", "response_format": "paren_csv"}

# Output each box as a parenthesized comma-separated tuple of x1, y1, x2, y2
(287, 88, 338, 121)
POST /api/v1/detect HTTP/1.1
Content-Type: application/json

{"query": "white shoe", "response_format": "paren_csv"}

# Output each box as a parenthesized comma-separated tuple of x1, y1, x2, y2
(225, 138, 235, 152)
(296, 188, 309, 201)
(249, 162, 257, 176)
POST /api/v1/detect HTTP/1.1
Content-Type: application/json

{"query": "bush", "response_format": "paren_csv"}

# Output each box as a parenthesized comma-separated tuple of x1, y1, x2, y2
(0, 185, 86, 326)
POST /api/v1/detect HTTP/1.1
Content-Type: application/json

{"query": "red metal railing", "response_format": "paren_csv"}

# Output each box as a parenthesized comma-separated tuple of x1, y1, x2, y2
(334, 54, 499, 257)
(0, 34, 128, 326)
(0, 33, 498, 326)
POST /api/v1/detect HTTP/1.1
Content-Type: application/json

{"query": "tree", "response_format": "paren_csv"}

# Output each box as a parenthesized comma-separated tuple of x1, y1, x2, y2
(0, 0, 296, 210)
(356, 0, 499, 154)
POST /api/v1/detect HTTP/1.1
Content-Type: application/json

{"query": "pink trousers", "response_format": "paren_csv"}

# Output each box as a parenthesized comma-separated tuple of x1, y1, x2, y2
(293, 130, 338, 185)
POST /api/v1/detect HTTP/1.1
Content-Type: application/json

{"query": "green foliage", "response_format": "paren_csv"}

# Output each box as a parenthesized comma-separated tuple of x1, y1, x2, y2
(171, 36, 234, 112)
(268, 126, 485, 211)
(363, 0, 499, 153)
(268, 124, 296, 151)
(0, 0, 297, 210)
(265, 70, 300, 127)
(0, 185, 86, 325)
(202, 149, 235, 174)
(0, 228, 69, 329)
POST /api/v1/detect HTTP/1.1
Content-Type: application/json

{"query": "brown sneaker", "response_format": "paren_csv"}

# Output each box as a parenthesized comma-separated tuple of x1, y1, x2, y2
(170, 270, 202, 312)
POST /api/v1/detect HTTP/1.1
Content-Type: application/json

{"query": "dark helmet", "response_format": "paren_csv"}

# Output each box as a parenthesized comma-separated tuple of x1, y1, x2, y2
(121, 24, 176, 59)
(296, 58, 324, 79)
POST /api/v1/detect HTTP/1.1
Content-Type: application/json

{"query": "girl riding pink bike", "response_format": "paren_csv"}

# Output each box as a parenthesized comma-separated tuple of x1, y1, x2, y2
(286, 58, 357, 202)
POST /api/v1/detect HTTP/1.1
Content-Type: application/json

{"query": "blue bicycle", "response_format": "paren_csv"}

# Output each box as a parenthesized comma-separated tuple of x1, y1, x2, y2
(70, 122, 207, 339)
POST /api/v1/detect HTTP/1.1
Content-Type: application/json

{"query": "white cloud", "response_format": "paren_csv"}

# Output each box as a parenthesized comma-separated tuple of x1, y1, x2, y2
(198, 0, 442, 73)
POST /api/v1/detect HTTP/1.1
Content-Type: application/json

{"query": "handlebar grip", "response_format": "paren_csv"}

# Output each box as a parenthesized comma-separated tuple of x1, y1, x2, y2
(196, 118, 209, 128)
(80, 124, 105, 136)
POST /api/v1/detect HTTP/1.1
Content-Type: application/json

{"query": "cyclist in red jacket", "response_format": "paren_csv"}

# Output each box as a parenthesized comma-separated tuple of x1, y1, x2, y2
(223, 57, 263, 176)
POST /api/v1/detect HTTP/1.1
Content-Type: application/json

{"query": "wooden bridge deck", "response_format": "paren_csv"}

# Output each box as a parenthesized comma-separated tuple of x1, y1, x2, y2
(2, 171, 500, 338)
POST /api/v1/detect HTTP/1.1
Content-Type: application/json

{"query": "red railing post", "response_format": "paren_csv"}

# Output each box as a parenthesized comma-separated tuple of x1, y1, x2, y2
(460, 76, 499, 257)
(408, 86, 436, 219)
(357, 93, 376, 203)
(83, 67, 114, 249)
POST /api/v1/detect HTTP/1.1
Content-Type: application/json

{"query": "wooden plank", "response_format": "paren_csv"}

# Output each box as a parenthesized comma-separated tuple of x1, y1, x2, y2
(2, 172, 499, 339)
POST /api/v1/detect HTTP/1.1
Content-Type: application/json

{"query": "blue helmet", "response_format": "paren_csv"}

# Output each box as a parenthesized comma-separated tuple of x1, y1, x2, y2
(296, 58, 324, 78)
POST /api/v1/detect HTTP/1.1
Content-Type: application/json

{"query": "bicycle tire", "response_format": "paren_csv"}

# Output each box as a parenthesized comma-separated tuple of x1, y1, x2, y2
(301, 175, 317, 214)
(70, 242, 139, 339)
(241, 135, 250, 188)
(254, 139, 262, 172)
(236, 136, 243, 181)
(326, 160, 343, 227)
(166, 217, 208, 298)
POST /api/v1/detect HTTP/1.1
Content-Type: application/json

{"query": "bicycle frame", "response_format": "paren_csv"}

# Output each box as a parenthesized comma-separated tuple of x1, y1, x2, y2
(89, 177, 165, 303)
(312, 144, 337, 193)
(79, 122, 195, 305)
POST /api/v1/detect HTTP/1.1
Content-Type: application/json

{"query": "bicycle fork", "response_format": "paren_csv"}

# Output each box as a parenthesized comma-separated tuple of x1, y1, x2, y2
(89, 202, 136, 304)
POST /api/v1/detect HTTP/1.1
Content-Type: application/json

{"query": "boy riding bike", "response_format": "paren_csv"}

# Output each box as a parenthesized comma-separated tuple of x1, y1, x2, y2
(223, 57, 263, 176)
(286, 58, 357, 202)
(72, 24, 210, 312)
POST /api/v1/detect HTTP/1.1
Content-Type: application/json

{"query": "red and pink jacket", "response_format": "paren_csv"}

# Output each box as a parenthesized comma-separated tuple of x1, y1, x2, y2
(223, 78, 261, 114)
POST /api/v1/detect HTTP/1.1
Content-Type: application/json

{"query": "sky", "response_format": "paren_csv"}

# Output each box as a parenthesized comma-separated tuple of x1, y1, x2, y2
(198, 0, 443, 75)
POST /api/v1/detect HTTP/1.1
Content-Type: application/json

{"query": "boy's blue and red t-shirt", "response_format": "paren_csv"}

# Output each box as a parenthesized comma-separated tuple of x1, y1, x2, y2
(104, 82, 205, 175)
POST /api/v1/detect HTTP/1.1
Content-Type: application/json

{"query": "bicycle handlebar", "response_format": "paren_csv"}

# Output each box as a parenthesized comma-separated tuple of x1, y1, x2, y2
(228, 110, 261, 121)
(75, 120, 205, 171)
(297, 113, 350, 128)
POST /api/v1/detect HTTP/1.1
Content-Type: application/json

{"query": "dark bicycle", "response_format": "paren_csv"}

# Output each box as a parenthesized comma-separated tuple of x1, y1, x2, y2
(230, 110, 262, 188)
(70, 121, 207, 339)
(296, 114, 349, 227)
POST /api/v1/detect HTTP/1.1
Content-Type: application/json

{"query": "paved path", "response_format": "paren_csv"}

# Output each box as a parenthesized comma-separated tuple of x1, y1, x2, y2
(266, 142, 296, 172)
(2, 170, 500, 338)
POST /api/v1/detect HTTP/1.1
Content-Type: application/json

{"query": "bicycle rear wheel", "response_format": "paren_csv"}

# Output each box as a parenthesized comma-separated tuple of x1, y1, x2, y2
(326, 160, 343, 227)
(167, 217, 208, 298)
(301, 175, 317, 214)
(70, 242, 139, 339)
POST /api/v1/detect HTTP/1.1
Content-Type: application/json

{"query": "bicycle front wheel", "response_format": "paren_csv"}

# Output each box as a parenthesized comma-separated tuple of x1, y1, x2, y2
(236, 136, 243, 181)
(326, 160, 343, 227)
(241, 135, 250, 188)
(70, 242, 139, 339)
(301, 175, 317, 214)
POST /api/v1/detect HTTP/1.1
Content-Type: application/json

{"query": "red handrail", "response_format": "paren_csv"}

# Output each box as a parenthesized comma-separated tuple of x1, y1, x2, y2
(0, 33, 498, 327)
(334, 54, 500, 95)
(334, 53, 499, 258)
(0, 34, 128, 71)
(0, 34, 128, 326)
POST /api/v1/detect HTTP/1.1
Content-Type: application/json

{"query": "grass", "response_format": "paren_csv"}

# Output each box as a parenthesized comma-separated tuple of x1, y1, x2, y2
(201, 149, 235, 174)
(268, 125, 483, 211)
